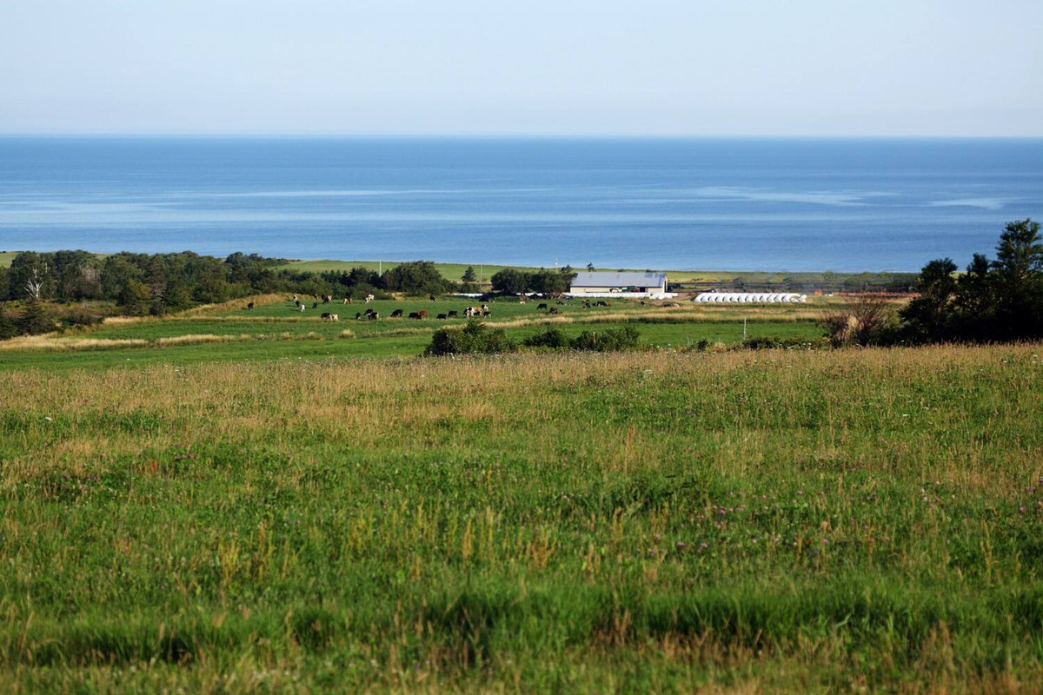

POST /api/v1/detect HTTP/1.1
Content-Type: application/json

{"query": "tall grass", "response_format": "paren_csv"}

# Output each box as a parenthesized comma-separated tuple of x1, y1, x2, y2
(0, 345, 1041, 690)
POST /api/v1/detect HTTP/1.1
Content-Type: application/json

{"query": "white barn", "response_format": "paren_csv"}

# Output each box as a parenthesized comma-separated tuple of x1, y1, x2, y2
(568, 271, 672, 298)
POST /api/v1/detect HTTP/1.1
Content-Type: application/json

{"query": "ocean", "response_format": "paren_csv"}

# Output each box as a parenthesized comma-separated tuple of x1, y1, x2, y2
(1, 137, 1040, 272)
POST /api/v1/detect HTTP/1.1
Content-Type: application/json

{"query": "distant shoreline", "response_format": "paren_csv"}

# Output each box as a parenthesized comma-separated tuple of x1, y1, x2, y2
(0, 250, 919, 281)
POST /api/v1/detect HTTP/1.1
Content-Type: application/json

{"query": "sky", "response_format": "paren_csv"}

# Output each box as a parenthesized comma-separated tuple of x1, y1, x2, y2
(1, 0, 1041, 137)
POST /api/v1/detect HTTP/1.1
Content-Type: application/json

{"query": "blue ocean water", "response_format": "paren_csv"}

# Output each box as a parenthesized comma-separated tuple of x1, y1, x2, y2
(0, 137, 1040, 272)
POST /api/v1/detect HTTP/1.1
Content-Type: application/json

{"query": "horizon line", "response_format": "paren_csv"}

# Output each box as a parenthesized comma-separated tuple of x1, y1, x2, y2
(2, 132, 1042, 141)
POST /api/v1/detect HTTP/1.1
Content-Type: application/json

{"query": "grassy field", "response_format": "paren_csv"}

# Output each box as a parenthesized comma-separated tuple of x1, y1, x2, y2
(0, 294, 833, 371)
(0, 341, 1042, 691)
(277, 259, 912, 287)
(0, 251, 17, 268)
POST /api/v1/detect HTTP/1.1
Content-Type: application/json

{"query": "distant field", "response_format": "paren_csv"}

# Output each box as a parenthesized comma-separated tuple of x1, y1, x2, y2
(0, 292, 830, 371)
(1, 251, 914, 288)
(277, 258, 913, 287)
(1, 345, 1041, 691)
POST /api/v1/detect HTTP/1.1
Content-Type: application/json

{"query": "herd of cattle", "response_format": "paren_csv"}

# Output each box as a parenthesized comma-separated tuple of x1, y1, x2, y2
(242, 294, 624, 322)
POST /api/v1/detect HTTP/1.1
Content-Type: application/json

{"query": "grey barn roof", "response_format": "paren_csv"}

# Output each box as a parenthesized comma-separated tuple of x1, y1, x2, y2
(570, 271, 667, 288)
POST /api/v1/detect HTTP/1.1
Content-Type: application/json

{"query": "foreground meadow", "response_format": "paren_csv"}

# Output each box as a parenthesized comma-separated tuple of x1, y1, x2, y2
(1, 345, 1042, 692)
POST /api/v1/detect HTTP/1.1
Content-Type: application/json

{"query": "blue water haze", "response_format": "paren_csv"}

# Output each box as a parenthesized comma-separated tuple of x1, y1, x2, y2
(1, 137, 1040, 272)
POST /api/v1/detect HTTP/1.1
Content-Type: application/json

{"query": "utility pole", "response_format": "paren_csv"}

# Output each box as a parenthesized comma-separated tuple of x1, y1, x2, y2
(743, 317, 747, 343)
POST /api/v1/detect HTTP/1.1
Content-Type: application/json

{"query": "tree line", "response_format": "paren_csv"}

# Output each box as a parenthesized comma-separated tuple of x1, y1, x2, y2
(489, 266, 576, 295)
(0, 252, 459, 338)
(830, 219, 1043, 345)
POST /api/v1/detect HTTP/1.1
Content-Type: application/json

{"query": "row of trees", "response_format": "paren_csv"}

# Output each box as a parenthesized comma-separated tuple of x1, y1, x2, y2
(0, 252, 459, 313)
(901, 219, 1043, 343)
(830, 220, 1043, 346)
(0, 253, 463, 338)
(490, 266, 576, 295)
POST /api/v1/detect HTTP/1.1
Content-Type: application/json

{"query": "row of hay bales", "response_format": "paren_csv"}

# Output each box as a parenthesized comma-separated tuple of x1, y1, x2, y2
(693, 292, 807, 303)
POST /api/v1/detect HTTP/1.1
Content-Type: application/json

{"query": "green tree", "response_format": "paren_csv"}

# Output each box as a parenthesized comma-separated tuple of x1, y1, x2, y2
(119, 279, 152, 315)
(990, 219, 1043, 338)
(0, 303, 17, 340)
(529, 268, 568, 295)
(8, 252, 50, 301)
(461, 266, 477, 282)
(383, 261, 450, 295)
(490, 268, 529, 295)
(16, 299, 54, 335)
(899, 258, 957, 343)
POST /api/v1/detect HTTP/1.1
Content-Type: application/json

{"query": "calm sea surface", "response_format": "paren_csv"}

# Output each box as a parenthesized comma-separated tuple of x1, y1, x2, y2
(1, 137, 1040, 272)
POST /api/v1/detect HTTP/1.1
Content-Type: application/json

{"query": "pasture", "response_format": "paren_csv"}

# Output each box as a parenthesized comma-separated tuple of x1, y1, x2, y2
(0, 294, 830, 371)
(1, 342, 1042, 691)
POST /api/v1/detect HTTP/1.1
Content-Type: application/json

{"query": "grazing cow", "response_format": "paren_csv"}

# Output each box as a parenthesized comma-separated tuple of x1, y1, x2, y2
(311, 302, 318, 309)
(536, 303, 549, 311)
(343, 297, 353, 305)
(519, 295, 527, 304)
(557, 300, 566, 305)
(447, 310, 458, 318)
(321, 312, 331, 319)
(429, 294, 437, 301)
(247, 302, 254, 310)
(300, 304, 306, 312)
(549, 307, 559, 314)
(292, 294, 299, 302)
(364, 308, 376, 317)
(355, 312, 363, 320)
(583, 300, 591, 309)
(294, 299, 300, 307)
(365, 294, 375, 303)
(437, 313, 447, 320)
(322, 296, 329, 305)
(595, 301, 610, 307)
(390, 309, 404, 318)
(408, 312, 422, 320)
(418, 310, 429, 319)
(482, 310, 491, 317)
(368, 311, 379, 320)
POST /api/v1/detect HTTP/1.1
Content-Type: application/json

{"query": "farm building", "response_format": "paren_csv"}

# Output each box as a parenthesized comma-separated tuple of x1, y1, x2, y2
(693, 292, 807, 303)
(568, 271, 671, 298)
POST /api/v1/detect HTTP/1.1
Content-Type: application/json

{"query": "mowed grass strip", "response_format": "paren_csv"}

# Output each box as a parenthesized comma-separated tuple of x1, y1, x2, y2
(0, 345, 1041, 691)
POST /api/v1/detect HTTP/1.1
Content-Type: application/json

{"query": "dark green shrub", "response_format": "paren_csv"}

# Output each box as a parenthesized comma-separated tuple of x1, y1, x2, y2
(743, 336, 828, 350)
(522, 328, 571, 349)
(523, 325, 641, 352)
(570, 326, 640, 352)
(425, 321, 516, 356)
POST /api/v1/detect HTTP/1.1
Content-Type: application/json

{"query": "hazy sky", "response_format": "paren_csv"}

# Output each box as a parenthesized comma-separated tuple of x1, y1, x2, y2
(2, 0, 1040, 136)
